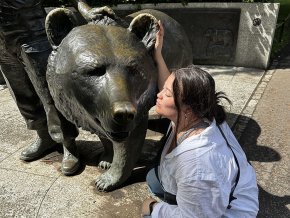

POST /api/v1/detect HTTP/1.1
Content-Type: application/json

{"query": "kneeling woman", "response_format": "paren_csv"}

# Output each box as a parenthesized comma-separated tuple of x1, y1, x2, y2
(141, 22, 259, 218)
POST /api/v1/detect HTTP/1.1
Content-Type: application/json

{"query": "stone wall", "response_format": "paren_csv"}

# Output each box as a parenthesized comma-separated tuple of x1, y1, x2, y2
(114, 3, 280, 69)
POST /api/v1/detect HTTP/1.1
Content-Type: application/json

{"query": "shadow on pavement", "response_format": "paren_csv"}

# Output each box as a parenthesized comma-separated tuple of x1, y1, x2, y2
(237, 114, 289, 217)
(39, 137, 160, 181)
(238, 116, 281, 162)
(257, 185, 290, 218)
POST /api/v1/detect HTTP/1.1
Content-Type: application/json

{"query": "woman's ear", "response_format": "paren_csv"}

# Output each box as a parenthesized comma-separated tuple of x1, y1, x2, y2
(181, 105, 192, 114)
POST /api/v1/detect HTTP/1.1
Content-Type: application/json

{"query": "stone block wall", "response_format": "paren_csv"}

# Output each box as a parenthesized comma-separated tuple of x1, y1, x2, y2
(114, 3, 280, 69)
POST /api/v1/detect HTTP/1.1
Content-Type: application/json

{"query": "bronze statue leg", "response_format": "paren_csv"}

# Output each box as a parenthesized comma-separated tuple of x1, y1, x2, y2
(58, 113, 80, 175)
(21, 45, 81, 175)
(0, 36, 80, 175)
(0, 0, 81, 175)
(0, 36, 57, 159)
(98, 136, 113, 170)
(95, 116, 148, 191)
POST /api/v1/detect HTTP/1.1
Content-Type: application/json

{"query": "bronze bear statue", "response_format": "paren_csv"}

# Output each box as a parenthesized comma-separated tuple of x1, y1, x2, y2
(45, 5, 192, 191)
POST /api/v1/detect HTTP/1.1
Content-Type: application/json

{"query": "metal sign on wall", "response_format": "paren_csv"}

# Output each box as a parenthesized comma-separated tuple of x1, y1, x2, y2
(160, 8, 241, 66)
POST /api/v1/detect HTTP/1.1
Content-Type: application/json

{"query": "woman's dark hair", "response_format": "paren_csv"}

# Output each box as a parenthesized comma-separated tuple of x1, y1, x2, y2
(172, 65, 231, 125)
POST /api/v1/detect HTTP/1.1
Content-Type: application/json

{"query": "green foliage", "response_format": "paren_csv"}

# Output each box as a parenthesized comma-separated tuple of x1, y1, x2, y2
(277, 0, 290, 21)
(271, 0, 290, 59)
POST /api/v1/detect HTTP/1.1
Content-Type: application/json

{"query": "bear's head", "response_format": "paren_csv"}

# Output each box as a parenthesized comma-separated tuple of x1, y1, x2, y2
(45, 8, 159, 142)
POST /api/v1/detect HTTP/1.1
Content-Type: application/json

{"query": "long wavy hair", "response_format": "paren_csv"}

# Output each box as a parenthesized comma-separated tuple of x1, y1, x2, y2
(172, 65, 231, 130)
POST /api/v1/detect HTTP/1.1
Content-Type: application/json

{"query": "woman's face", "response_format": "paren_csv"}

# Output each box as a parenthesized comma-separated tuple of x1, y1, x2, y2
(155, 74, 178, 122)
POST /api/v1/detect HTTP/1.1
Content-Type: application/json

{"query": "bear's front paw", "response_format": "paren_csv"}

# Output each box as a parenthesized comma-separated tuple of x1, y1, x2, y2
(98, 161, 111, 170)
(95, 171, 120, 192)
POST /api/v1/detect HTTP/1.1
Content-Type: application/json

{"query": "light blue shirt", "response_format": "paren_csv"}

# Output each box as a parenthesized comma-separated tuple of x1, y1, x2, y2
(152, 119, 259, 218)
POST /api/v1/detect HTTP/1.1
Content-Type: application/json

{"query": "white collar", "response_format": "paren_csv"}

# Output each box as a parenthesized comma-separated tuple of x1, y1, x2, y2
(165, 119, 216, 158)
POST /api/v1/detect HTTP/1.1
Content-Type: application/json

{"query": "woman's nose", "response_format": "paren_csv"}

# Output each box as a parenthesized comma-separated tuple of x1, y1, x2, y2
(157, 91, 163, 99)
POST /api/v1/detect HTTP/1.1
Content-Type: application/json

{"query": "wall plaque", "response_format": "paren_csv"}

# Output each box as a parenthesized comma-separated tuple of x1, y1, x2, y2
(159, 8, 241, 65)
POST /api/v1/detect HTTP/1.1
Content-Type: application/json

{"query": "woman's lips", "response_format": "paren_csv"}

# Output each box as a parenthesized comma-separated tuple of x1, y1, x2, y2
(156, 100, 161, 107)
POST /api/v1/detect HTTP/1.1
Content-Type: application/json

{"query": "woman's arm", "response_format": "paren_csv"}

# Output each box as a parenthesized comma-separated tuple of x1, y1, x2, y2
(154, 21, 171, 91)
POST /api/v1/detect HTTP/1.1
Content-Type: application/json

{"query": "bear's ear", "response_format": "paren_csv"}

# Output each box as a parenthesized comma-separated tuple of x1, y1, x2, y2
(128, 13, 159, 51)
(45, 8, 79, 49)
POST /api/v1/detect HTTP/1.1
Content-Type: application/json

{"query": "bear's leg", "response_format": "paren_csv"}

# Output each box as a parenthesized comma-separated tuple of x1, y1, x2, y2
(95, 116, 148, 191)
(98, 136, 113, 170)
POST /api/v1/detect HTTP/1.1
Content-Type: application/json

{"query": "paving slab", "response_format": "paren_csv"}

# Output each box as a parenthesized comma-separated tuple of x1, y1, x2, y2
(37, 167, 150, 218)
(0, 126, 34, 154)
(0, 89, 32, 154)
(0, 151, 9, 162)
(0, 149, 62, 178)
(0, 168, 56, 218)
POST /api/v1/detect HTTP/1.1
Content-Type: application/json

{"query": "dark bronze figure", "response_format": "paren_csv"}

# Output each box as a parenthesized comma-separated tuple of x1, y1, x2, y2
(1, 0, 192, 190)
(45, 2, 192, 191)
(0, 0, 79, 175)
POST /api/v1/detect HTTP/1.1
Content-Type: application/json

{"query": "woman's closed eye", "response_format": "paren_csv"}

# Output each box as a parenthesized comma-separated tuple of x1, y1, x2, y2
(162, 87, 173, 97)
(164, 89, 173, 97)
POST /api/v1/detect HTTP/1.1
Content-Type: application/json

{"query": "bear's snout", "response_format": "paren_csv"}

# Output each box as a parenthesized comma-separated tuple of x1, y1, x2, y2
(112, 101, 136, 124)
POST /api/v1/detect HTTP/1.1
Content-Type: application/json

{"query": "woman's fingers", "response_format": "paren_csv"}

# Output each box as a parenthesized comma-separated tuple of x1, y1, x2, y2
(155, 20, 164, 50)
(158, 20, 164, 37)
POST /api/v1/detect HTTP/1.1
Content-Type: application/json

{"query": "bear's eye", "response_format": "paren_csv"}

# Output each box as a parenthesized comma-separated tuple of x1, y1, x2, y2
(87, 65, 106, 77)
(127, 66, 139, 75)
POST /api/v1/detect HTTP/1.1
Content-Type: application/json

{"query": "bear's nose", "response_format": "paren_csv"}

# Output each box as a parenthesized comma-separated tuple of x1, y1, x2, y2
(112, 101, 136, 123)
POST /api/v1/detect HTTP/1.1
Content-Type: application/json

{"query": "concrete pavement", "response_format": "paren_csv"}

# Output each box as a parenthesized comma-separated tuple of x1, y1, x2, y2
(0, 59, 289, 217)
(238, 56, 290, 218)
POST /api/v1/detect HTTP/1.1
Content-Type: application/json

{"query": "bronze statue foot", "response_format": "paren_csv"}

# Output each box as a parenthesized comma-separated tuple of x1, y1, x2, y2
(98, 160, 111, 170)
(20, 137, 57, 161)
(61, 145, 80, 176)
(97, 150, 112, 170)
(95, 170, 119, 191)
(95, 166, 128, 191)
